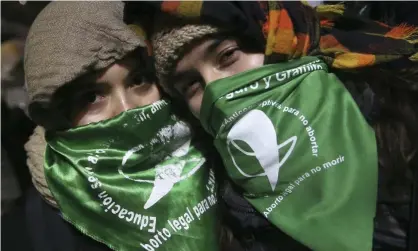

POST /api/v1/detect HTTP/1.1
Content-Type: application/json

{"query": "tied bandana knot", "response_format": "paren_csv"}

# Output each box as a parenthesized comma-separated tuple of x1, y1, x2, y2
(200, 57, 378, 251)
(44, 100, 219, 251)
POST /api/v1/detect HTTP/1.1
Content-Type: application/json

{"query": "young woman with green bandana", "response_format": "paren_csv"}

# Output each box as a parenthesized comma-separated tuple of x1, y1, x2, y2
(125, 1, 418, 251)
(24, 2, 220, 251)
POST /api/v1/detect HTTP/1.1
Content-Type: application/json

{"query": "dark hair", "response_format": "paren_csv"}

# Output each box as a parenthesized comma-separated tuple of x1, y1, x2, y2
(334, 66, 418, 190)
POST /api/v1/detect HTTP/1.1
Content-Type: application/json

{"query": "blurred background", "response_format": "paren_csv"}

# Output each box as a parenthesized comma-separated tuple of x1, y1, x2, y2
(2, 2, 48, 250)
(0, 1, 416, 250)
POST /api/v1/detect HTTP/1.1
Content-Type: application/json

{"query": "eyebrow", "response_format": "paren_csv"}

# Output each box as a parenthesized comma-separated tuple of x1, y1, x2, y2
(172, 38, 226, 82)
(123, 68, 146, 86)
(203, 38, 224, 59)
(55, 79, 109, 106)
(171, 69, 202, 92)
(75, 80, 110, 93)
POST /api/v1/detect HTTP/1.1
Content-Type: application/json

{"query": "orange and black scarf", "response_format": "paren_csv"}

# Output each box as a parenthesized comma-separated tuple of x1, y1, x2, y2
(125, 1, 417, 70)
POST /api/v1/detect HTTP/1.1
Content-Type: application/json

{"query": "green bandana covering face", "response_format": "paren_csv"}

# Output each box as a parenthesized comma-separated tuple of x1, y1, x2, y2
(200, 57, 378, 251)
(44, 100, 219, 251)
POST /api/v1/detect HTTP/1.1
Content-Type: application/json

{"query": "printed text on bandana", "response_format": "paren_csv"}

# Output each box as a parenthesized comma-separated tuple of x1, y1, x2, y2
(201, 57, 378, 251)
(82, 100, 173, 233)
(77, 100, 217, 250)
(263, 154, 345, 217)
(221, 102, 319, 158)
(217, 60, 349, 218)
(259, 101, 319, 157)
(224, 60, 323, 100)
(84, 151, 217, 251)
(140, 170, 217, 251)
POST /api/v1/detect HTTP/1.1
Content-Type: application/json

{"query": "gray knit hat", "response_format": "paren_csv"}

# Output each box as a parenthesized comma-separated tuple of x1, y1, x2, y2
(151, 15, 220, 90)
(24, 1, 146, 126)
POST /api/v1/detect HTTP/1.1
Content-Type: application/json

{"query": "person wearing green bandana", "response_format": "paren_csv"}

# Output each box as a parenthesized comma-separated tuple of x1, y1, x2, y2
(125, 1, 418, 251)
(23, 2, 220, 251)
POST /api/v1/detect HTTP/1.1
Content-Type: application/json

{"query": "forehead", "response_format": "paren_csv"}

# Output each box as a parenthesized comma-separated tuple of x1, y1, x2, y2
(116, 53, 142, 70)
(175, 37, 222, 73)
(74, 54, 141, 85)
(96, 62, 130, 84)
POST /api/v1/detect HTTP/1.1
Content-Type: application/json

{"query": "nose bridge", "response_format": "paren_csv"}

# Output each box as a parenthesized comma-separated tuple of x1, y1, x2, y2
(201, 67, 219, 86)
(112, 87, 136, 115)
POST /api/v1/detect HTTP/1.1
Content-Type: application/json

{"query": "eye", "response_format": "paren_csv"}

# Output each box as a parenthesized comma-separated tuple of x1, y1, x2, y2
(183, 81, 202, 100)
(85, 91, 106, 105)
(217, 47, 240, 68)
(128, 70, 156, 87)
(68, 90, 107, 122)
(176, 79, 202, 100)
(76, 90, 107, 114)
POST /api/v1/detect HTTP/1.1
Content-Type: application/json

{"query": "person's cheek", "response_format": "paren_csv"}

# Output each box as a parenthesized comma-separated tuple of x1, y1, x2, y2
(132, 84, 162, 107)
(73, 100, 112, 126)
(189, 91, 204, 118)
(74, 111, 110, 127)
(240, 53, 265, 72)
(141, 84, 161, 105)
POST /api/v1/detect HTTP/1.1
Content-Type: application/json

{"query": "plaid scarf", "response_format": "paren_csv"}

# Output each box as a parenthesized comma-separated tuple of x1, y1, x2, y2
(125, 1, 417, 70)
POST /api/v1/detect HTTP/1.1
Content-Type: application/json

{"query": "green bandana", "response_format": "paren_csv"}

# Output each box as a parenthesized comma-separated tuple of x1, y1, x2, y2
(44, 100, 219, 251)
(200, 57, 378, 251)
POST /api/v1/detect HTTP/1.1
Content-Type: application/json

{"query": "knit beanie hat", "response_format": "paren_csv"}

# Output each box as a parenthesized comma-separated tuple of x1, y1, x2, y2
(24, 1, 146, 128)
(151, 15, 220, 91)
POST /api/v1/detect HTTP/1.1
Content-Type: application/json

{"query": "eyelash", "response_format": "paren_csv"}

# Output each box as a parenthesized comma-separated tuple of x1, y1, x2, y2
(126, 69, 156, 89)
(217, 46, 239, 68)
(84, 91, 106, 105)
(179, 81, 201, 100)
(177, 42, 241, 99)
(67, 90, 106, 121)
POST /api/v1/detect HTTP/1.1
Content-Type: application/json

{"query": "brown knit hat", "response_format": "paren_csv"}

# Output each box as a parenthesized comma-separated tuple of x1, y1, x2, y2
(24, 126, 58, 208)
(24, 1, 146, 127)
(24, 1, 147, 208)
(151, 15, 220, 90)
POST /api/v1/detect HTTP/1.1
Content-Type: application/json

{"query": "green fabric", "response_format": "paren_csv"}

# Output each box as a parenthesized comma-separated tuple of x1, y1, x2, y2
(44, 100, 219, 251)
(200, 57, 378, 251)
